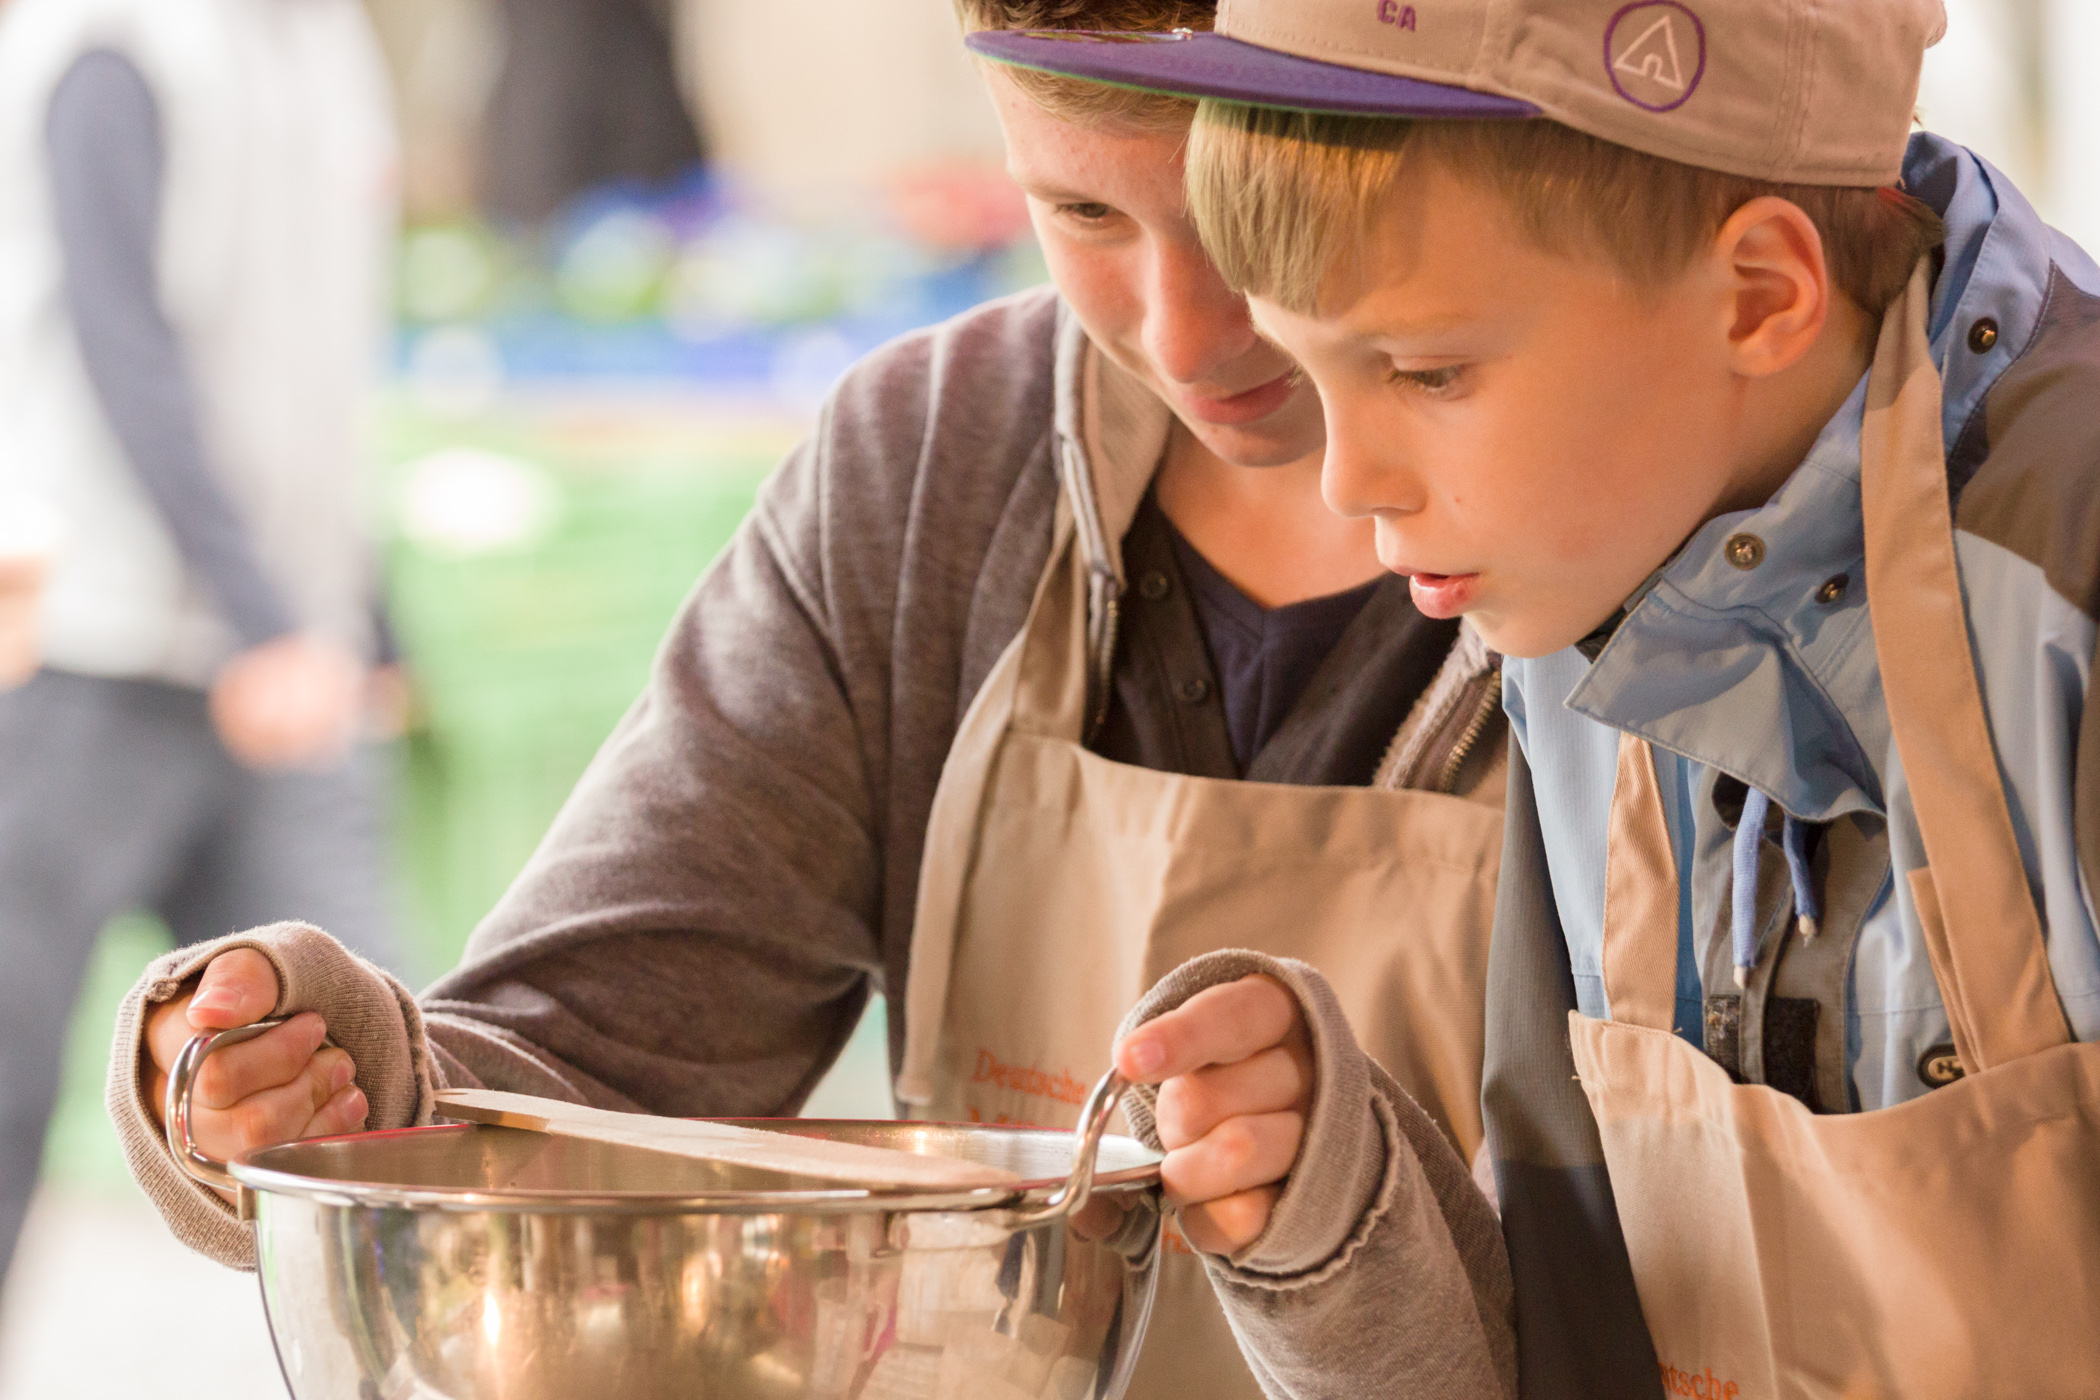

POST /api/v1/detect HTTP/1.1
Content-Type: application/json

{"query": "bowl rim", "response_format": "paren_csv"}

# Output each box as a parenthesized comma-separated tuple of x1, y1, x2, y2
(230, 1119, 1165, 1216)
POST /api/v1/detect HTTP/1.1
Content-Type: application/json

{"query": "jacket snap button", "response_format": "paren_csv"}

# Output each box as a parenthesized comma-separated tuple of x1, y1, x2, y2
(1967, 318, 2000, 353)
(1724, 533, 1766, 570)
(1138, 571, 1171, 601)
(1815, 573, 1849, 606)
(1178, 678, 1210, 704)
(1917, 1043, 1966, 1088)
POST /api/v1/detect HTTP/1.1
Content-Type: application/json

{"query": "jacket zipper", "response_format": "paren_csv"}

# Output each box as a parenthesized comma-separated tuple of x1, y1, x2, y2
(1086, 590, 1121, 743)
(1434, 663, 1503, 795)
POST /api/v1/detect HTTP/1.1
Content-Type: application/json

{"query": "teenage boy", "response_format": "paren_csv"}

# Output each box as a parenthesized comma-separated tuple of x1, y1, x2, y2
(113, 4, 1511, 1395)
(978, 2, 2100, 1396)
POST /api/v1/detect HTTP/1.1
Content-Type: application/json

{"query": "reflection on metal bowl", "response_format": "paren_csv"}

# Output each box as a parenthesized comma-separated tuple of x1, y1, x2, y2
(170, 1028, 1163, 1400)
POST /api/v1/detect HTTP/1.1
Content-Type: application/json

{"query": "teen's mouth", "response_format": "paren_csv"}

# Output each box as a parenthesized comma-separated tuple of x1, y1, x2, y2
(1176, 373, 1299, 427)
(1403, 571, 1480, 618)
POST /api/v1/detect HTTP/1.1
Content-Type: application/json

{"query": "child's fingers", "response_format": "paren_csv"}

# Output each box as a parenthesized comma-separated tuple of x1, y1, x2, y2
(307, 1082, 371, 1139)
(143, 951, 282, 1082)
(1159, 1109, 1305, 1210)
(191, 1019, 334, 1111)
(1153, 1045, 1309, 1152)
(209, 1052, 360, 1160)
(184, 948, 281, 1029)
(1116, 975, 1302, 1084)
(1178, 1185, 1283, 1256)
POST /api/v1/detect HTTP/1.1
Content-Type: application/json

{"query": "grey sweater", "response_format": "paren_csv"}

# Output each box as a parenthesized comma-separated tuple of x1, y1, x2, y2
(107, 288, 1516, 1395)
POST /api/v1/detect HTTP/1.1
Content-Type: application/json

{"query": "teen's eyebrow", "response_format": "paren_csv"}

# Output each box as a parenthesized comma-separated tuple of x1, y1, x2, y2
(1008, 174, 1106, 204)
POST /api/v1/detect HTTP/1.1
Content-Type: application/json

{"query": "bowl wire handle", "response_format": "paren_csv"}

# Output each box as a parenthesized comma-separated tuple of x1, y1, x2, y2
(164, 1018, 288, 1192)
(1009, 1066, 1130, 1227)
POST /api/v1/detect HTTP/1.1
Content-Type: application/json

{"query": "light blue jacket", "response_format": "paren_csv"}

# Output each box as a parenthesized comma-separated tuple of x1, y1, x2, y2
(1484, 133, 2100, 1393)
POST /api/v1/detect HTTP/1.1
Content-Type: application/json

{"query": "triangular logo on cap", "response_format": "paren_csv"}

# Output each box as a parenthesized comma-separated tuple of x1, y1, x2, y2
(1613, 13, 1685, 92)
(1605, 2, 1705, 112)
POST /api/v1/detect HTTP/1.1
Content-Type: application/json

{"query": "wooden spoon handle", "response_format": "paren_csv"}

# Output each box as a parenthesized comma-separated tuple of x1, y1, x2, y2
(434, 1088, 1020, 1191)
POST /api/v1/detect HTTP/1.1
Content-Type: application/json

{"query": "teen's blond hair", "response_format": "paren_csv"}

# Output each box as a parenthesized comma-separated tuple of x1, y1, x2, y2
(1189, 104, 1945, 315)
(955, 0, 1213, 130)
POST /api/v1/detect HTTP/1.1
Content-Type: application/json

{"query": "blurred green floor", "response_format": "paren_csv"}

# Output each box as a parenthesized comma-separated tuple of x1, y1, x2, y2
(40, 389, 892, 1198)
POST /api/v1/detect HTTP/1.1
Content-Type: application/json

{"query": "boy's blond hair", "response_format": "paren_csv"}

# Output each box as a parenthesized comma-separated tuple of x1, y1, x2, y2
(955, 1, 1213, 130)
(1189, 104, 1946, 317)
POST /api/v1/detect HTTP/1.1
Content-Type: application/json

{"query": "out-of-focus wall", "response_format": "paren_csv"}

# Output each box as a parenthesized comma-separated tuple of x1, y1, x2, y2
(2042, 0, 2100, 252)
(1918, 0, 2100, 251)
(676, 0, 1005, 212)
(365, 0, 501, 219)
(361, 0, 1006, 221)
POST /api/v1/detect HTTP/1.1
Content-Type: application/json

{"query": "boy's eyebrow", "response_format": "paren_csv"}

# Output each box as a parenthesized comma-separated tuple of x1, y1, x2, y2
(1360, 309, 1480, 341)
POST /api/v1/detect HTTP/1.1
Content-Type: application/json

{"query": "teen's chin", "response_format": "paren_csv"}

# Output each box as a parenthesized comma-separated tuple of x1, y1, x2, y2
(1183, 415, 1324, 470)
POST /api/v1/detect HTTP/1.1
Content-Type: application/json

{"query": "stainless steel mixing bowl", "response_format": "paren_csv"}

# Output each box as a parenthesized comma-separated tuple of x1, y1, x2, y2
(168, 1023, 1164, 1400)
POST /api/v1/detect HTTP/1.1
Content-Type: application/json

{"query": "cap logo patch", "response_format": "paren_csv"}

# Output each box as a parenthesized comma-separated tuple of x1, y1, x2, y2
(1605, 2, 1706, 113)
(1376, 1, 1418, 30)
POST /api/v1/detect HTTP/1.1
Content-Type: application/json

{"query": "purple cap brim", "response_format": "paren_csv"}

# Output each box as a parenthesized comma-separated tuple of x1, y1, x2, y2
(967, 29, 1538, 120)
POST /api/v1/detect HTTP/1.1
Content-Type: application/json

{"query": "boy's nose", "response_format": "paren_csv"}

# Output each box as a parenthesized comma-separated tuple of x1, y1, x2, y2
(1320, 402, 1421, 521)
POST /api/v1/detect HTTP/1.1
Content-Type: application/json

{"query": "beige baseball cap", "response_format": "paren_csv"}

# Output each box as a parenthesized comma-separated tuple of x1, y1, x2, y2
(968, 0, 1946, 185)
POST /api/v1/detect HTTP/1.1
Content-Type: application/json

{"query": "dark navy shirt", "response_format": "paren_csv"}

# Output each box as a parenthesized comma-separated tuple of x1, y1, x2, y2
(1166, 521, 1382, 774)
(1091, 490, 1455, 786)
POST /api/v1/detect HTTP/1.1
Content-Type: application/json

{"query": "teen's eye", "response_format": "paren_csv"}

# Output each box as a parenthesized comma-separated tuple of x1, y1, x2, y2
(1057, 202, 1117, 223)
(1386, 364, 1467, 397)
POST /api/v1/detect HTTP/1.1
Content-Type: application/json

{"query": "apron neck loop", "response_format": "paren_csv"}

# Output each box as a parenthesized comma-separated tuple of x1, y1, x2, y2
(1600, 733, 1683, 1032)
(1598, 260, 2070, 1065)
(1860, 258, 2069, 1071)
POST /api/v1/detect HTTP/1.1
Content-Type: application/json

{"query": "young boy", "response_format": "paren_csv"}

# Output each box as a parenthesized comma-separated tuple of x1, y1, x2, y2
(978, 2, 2100, 1396)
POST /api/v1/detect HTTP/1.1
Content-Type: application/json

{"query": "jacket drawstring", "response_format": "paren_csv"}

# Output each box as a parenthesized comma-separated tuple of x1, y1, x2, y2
(1731, 789, 1823, 988)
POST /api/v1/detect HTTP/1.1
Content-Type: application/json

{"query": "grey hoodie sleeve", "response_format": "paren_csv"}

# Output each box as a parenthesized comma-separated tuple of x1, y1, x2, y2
(1118, 951, 1517, 1400)
(46, 49, 297, 650)
(106, 292, 1067, 1266)
(104, 924, 428, 1269)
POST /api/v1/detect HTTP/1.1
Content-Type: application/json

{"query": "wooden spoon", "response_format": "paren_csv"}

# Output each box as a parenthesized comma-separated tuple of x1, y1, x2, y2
(435, 1089, 1021, 1192)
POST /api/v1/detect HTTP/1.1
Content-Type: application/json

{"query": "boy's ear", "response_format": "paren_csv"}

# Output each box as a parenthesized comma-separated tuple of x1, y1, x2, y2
(1713, 196, 1832, 379)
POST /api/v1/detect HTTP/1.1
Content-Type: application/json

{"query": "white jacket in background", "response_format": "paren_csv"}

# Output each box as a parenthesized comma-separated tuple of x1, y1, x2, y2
(0, 0, 397, 684)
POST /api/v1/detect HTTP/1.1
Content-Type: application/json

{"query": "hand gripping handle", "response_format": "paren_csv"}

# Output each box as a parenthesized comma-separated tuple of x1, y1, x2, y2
(164, 1018, 288, 1191)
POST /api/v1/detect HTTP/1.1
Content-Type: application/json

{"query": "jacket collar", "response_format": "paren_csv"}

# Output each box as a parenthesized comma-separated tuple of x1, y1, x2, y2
(1556, 133, 2039, 822)
(1051, 301, 1172, 587)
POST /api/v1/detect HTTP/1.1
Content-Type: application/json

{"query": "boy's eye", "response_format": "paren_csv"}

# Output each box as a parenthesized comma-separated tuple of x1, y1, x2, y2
(1386, 365, 1466, 397)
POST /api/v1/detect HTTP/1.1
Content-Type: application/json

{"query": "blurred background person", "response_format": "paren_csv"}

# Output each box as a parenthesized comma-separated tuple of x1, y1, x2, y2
(0, 497, 61, 693)
(482, 0, 702, 226)
(0, 0, 404, 1292)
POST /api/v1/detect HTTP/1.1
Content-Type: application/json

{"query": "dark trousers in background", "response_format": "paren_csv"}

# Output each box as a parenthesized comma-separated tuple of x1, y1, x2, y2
(483, 0, 704, 225)
(0, 670, 400, 1287)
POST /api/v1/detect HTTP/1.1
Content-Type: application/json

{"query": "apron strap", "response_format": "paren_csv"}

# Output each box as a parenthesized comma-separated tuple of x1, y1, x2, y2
(1596, 262, 2070, 1067)
(1600, 733, 1683, 1033)
(1861, 260, 2070, 1071)
(897, 503, 1082, 1104)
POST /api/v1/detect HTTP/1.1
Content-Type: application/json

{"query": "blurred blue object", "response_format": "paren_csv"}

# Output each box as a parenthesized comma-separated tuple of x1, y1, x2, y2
(397, 164, 1046, 394)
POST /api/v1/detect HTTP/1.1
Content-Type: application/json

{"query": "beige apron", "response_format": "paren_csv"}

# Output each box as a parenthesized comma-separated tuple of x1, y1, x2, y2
(1569, 264, 2100, 1399)
(896, 348, 1504, 1400)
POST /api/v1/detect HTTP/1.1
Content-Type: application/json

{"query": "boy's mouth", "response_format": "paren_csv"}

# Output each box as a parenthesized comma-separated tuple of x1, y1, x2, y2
(1403, 571, 1479, 619)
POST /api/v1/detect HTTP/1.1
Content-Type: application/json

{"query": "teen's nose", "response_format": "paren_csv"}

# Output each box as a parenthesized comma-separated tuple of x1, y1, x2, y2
(1140, 235, 1260, 389)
